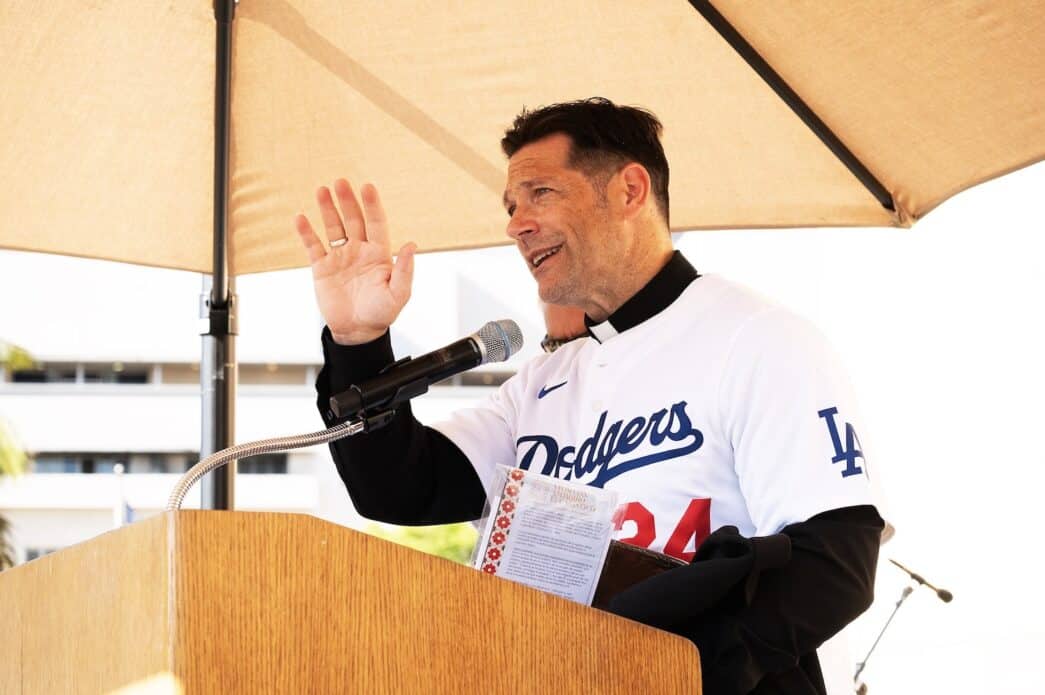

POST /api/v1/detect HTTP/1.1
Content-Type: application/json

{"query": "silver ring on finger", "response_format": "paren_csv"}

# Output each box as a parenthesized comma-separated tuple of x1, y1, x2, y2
(329, 237, 349, 248)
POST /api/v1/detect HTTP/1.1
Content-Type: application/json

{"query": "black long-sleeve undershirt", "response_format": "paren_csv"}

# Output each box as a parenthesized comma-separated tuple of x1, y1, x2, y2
(607, 507, 883, 695)
(315, 326, 884, 694)
(317, 327, 486, 524)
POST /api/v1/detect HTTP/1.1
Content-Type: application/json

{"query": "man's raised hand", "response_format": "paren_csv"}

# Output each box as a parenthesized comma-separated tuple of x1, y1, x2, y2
(294, 179, 416, 345)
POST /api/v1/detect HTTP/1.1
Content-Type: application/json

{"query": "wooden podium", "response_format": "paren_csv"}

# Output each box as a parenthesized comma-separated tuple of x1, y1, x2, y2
(0, 511, 700, 693)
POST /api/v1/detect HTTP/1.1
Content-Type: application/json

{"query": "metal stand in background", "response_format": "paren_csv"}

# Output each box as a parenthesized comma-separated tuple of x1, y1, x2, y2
(852, 585, 914, 694)
(200, 0, 238, 511)
(853, 560, 953, 693)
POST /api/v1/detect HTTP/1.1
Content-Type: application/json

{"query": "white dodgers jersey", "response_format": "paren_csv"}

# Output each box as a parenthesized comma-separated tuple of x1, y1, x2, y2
(433, 274, 875, 561)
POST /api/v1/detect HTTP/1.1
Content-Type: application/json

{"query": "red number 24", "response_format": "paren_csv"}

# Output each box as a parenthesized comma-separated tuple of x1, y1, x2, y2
(613, 498, 711, 562)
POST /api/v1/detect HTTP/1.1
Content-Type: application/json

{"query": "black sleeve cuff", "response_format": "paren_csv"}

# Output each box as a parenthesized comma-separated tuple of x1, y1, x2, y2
(316, 327, 395, 425)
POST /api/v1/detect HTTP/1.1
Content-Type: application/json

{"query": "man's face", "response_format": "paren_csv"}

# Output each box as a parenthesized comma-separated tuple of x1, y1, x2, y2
(503, 133, 623, 307)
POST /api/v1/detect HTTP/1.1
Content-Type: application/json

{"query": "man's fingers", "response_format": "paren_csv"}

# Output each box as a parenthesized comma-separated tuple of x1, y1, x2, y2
(334, 179, 366, 242)
(294, 214, 327, 264)
(316, 186, 348, 244)
(360, 183, 390, 248)
(389, 242, 416, 304)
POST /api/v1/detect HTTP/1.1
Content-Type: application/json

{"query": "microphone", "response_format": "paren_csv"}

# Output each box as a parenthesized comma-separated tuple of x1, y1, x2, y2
(889, 558, 953, 602)
(329, 319, 524, 420)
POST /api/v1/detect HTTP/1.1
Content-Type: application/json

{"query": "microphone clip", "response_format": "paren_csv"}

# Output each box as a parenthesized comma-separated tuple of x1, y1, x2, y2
(358, 408, 397, 433)
(329, 356, 432, 421)
(348, 361, 405, 432)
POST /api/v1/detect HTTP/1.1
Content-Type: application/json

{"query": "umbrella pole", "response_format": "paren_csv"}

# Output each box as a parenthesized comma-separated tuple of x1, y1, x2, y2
(200, 0, 238, 510)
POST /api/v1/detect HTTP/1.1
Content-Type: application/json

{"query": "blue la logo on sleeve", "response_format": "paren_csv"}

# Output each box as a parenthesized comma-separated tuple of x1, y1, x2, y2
(817, 407, 865, 478)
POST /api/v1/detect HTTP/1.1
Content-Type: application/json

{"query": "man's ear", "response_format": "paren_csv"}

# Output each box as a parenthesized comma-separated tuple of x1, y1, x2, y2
(618, 163, 652, 219)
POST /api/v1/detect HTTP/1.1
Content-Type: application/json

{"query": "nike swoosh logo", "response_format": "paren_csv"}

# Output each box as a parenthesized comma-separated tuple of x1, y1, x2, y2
(538, 381, 568, 399)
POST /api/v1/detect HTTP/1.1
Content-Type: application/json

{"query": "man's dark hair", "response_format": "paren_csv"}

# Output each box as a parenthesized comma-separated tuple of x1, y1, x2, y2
(501, 97, 670, 225)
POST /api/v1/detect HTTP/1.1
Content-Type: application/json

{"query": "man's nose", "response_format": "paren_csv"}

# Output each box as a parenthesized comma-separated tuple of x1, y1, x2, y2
(505, 202, 537, 241)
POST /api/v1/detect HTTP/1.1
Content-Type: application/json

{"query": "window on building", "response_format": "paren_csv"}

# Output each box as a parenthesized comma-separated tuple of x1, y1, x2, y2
(83, 363, 149, 384)
(33, 455, 81, 473)
(30, 451, 288, 474)
(126, 453, 170, 474)
(11, 364, 76, 383)
(25, 547, 60, 562)
(125, 453, 197, 474)
(7, 362, 150, 384)
(33, 452, 199, 474)
(238, 453, 288, 474)
(33, 454, 127, 473)
(239, 364, 311, 386)
(158, 363, 200, 385)
(84, 455, 123, 474)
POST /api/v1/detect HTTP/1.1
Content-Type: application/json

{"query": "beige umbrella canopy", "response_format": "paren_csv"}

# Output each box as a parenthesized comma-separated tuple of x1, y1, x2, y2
(2, 0, 1043, 275)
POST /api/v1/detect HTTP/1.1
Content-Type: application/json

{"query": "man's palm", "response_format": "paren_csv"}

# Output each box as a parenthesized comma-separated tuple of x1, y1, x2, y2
(294, 180, 415, 345)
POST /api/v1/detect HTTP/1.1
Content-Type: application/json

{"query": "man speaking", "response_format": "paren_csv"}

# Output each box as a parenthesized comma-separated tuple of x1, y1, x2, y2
(294, 98, 883, 695)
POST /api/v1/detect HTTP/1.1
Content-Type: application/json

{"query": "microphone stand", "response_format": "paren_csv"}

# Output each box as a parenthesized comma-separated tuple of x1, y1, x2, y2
(852, 585, 914, 693)
(854, 560, 952, 693)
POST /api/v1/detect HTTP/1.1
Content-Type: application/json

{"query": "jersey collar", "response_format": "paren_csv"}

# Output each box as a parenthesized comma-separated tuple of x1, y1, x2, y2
(584, 251, 699, 343)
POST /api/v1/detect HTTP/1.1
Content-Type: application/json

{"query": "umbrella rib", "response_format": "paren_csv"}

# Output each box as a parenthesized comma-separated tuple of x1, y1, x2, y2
(688, 0, 895, 213)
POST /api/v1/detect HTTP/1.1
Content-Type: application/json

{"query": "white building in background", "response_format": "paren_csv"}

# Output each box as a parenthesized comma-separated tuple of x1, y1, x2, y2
(0, 246, 544, 564)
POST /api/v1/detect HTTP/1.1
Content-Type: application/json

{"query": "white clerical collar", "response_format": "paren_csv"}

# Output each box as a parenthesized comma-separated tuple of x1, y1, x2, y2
(583, 251, 699, 344)
(587, 320, 620, 343)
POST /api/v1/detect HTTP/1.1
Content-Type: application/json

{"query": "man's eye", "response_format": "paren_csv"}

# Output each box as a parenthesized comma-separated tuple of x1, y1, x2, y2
(506, 204, 516, 217)
(534, 187, 552, 196)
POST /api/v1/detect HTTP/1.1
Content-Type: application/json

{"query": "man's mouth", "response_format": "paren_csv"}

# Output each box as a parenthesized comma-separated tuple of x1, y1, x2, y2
(530, 245, 563, 269)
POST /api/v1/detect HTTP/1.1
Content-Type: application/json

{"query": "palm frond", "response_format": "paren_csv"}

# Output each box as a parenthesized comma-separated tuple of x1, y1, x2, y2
(0, 340, 34, 371)
(0, 515, 14, 570)
(0, 420, 27, 477)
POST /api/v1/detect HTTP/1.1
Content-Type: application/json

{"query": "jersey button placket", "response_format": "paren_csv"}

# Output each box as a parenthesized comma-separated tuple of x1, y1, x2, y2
(591, 343, 609, 413)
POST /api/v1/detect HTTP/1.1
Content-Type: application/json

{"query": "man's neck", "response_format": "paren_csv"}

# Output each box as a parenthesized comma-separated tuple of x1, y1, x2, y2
(583, 251, 700, 342)
(584, 245, 674, 322)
